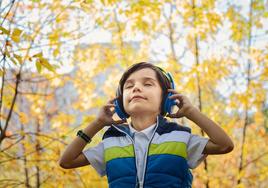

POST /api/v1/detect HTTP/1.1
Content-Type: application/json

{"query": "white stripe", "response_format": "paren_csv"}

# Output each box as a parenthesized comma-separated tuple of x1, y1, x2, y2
(151, 131, 191, 144)
(103, 136, 132, 149)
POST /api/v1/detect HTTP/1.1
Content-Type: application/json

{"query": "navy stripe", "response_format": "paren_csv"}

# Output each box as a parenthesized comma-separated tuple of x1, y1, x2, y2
(102, 116, 191, 139)
(156, 120, 191, 135)
(102, 124, 129, 140)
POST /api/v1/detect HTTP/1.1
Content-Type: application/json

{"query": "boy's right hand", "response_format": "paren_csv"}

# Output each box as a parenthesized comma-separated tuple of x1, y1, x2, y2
(95, 97, 127, 128)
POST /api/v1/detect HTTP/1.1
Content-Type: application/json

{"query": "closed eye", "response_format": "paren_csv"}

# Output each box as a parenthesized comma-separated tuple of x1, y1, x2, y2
(124, 84, 132, 89)
(124, 83, 153, 89)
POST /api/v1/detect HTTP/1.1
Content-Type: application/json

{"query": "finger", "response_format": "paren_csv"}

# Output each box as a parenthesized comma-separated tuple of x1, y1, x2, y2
(177, 101, 183, 109)
(167, 113, 181, 118)
(167, 111, 183, 118)
(168, 94, 183, 100)
(105, 103, 116, 106)
(167, 114, 176, 118)
(108, 97, 118, 104)
(173, 100, 182, 107)
(167, 89, 176, 93)
(104, 103, 116, 108)
(168, 89, 180, 94)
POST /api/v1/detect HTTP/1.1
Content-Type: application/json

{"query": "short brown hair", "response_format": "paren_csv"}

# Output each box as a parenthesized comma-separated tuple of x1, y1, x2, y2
(116, 62, 172, 117)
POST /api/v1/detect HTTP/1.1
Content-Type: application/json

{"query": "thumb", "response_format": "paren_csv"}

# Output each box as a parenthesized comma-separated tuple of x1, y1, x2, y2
(167, 112, 184, 119)
(112, 119, 127, 125)
(167, 113, 176, 118)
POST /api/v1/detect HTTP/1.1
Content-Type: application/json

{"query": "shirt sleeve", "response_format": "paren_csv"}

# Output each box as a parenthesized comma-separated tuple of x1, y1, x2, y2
(82, 141, 106, 177)
(187, 134, 209, 169)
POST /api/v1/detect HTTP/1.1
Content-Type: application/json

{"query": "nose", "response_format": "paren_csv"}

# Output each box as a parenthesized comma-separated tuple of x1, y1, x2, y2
(132, 83, 142, 93)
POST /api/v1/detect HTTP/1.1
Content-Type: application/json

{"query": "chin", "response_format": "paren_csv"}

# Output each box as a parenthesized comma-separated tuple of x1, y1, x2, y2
(126, 108, 156, 116)
(126, 107, 146, 115)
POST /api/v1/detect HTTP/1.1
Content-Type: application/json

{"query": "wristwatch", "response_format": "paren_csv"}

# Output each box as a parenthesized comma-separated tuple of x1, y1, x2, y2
(77, 130, 91, 143)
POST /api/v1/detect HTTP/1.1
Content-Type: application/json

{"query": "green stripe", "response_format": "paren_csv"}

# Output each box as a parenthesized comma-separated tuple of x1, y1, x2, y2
(104, 141, 187, 163)
(149, 141, 187, 158)
(104, 145, 134, 163)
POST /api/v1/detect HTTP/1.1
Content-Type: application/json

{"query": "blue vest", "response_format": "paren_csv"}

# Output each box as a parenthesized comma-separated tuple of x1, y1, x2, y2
(102, 115, 193, 188)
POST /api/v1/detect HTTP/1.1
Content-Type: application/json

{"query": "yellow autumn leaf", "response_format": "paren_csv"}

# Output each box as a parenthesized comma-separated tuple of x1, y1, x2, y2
(0, 113, 7, 120)
(48, 31, 59, 44)
(254, 111, 264, 124)
(19, 112, 29, 124)
(53, 48, 60, 57)
(82, 115, 96, 125)
(83, 0, 93, 3)
(11, 28, 23, 43)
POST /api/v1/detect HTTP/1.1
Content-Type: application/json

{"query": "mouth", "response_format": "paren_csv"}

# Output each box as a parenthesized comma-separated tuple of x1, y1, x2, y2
(130, 96, 147, 102)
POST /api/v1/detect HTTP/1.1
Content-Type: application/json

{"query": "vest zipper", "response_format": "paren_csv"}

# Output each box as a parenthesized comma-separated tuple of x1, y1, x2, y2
(111, 125, 140, 187)
(140, 115, 160, 188)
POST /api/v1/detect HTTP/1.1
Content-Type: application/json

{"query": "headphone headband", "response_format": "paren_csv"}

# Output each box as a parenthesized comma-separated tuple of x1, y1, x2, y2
(114, 66, 176, 120)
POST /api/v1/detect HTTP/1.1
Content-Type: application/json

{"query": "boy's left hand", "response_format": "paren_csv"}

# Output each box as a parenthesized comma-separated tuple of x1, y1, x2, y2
(166, 89, 198, 119)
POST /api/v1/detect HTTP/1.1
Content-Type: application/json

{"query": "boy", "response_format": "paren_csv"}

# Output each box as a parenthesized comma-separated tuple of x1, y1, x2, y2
(59, 62, 234, 187)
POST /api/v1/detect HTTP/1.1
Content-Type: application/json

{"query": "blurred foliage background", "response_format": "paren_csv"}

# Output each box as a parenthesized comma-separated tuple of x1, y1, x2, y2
(0, 0, 268, 187)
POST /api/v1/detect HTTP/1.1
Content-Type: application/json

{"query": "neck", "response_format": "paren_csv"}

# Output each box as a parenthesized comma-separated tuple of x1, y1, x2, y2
(130, 113, 158, 131)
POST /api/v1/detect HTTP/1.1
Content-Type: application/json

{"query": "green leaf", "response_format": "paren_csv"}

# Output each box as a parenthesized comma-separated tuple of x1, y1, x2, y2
(35, 60, 42, 73)
(22, 33, 32, 41)
(14, 54, 23, 64)
(32, 52, 43, 58)
(10, 57, 18, 65)
(0, 26, 10, 35)
(39, 57, 55, 72)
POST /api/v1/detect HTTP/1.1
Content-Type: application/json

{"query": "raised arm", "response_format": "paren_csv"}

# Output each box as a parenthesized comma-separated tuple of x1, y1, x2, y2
(58, 120, 103, 169)
(167, 89, 234, 155)
(58, 97, 126, 169)
(186, 108, 234, 154)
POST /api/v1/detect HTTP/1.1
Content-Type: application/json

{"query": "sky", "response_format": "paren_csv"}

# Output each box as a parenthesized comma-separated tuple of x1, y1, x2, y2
(1, 0, 267, 105)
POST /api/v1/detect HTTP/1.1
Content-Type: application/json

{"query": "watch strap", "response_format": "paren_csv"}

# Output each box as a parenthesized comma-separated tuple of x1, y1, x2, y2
(77, 130, 91, 143)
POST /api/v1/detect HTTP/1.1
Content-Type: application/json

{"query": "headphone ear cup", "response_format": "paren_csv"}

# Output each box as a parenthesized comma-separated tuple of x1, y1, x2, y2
(164, 92, 176, 115)
(163, 72, 176, 115)
(114, 98, 128, 120)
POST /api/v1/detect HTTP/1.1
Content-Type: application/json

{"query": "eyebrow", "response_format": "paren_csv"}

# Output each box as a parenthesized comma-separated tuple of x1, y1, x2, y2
(124, 77, 157, 85)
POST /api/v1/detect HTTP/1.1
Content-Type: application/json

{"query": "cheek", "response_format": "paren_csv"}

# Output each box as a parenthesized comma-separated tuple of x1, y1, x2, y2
(122, 95, 126, 105)
(122, 92, 129, 106)
(157, 91, 163, 107)
(157, 95, 163, 107)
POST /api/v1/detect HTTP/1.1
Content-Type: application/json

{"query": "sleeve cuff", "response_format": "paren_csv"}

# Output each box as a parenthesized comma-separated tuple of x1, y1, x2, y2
(82, 149, 106, 177)
(188, 138, 209, 169)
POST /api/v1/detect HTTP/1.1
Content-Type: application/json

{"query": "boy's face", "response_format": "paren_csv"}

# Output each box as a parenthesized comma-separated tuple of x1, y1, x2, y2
(122, 68, 163, 117)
